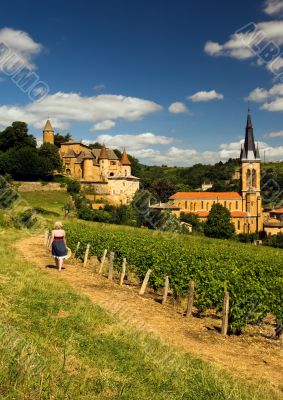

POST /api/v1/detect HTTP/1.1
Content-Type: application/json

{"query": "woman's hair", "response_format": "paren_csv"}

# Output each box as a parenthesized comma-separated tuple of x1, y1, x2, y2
(54, 221, 63, 229)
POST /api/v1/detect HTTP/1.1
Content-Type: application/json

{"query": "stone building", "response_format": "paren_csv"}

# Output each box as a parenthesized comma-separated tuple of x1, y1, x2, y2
(151, 111, 264, 234)
(42, 120, 140, 205)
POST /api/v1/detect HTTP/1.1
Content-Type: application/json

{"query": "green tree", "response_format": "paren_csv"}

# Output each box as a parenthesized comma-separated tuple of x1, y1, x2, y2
(180, 212, 202, 232)
(67, 179, 81, 194)
(54, 133, 72, 148)
(0, 122, 36, 151)
(149, 179, 176, 202)
(38, 143, 63, 172)
(204, 203, 235, 239)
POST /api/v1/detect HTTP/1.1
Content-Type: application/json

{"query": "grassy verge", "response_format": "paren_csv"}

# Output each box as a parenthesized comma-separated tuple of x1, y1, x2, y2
(20, 191, 70, 214)
(0, 230, 280, 400)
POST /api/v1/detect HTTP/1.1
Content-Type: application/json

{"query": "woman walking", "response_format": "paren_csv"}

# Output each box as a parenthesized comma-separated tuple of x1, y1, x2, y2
(49, 221, 67, 271)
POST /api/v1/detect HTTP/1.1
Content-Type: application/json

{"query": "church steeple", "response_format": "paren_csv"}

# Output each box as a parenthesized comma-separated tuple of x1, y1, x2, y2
(240, 109, 260, 161)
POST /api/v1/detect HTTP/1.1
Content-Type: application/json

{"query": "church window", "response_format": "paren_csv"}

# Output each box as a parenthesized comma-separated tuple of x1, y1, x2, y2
(206, 202, 208, 211)
(194, 203, 196, 211)
(246, 169, 252, 187)
(190, 202, 193, 211)
(236, 201, 238, 209)
(252, 169, 256, 188)
(238, 221, 240, 230)
(224, 201, 227, 208)
(201, 201, 203, 209)
(185, 201, 188, 209)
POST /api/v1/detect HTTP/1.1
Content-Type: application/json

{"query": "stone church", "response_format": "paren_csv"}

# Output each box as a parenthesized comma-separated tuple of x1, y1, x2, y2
(42, 120, 140, 205)
(153, 111, 264, 234)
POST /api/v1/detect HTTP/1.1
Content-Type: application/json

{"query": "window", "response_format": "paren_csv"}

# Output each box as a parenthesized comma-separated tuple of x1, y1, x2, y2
(185, 201, 188, 209)
(206, 203, 208, 211)
(66, 168, 71, 176)
(190, 202, 193, 211)
(238, 221, 240, 230)
(201, 201, 204, 209)
(125, 169, 128, 176)
(252, 169, 256, 188)
(236, 201, 238, 209)
(111, 161, 116, 165)
(110, 172, 114, 176)
(224, 201, 227, 208)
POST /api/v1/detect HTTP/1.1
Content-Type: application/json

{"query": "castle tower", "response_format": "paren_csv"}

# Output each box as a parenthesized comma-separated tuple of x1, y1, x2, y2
(83, 153, 94, 181)
(120, 148, 131, 177)
(99, 143, 109, 178)
(240, 110, 262, 233)
(43, 119, 54, 145)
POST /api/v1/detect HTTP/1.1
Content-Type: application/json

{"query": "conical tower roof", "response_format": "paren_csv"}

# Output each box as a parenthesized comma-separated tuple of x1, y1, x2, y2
(240, 109, 260, 161)
(43, 119, 54, 132)
(120, 148, 131, 166)
(99, 143, 108, 160)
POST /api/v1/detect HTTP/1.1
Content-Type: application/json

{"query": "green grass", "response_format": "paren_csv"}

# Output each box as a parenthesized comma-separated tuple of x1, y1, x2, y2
(20, 191, 70, 214)
(0, 230, 280, 400)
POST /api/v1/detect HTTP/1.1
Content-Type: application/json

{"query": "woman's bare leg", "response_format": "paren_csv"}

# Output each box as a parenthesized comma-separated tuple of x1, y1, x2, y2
(55, 257, 59, 269)
(58, 258, 63, 271)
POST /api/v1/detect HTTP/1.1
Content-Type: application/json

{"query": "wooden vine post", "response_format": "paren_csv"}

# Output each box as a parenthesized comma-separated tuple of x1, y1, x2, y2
(221, 291, 230, 335)
(108, 252, 114, 280)
(139, 269, 152, 295)
(162, 276, 169, 305)
(99, 249, 108, 274)
(119, 258, 127, 286)
(44, 229, 49, 246)
(83, 244, 90, 267)
(186, 280, 195, 317)
(74, 241, 80, 258)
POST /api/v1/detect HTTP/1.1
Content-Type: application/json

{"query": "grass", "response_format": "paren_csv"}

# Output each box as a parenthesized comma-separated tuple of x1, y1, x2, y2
(0, 230, 280, 400)
(20, 191, 71, 215)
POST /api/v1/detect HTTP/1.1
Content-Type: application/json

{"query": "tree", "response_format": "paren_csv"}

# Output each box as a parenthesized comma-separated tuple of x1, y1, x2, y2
(204, 203, 235, 239)
(149, 179, 176, 202)
(67, 179, 81, 194)
(54, 133, 72, 148)
(38, 143, 63, 172)
(0, 122, 36, 151)
(180, 212, 202, 232)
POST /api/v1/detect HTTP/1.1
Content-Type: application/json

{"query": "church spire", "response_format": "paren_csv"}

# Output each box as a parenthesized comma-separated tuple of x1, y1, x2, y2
(240, 109, 260, 161)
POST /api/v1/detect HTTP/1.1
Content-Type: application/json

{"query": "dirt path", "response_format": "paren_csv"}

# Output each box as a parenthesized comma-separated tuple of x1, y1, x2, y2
(14, 235, 282, 394)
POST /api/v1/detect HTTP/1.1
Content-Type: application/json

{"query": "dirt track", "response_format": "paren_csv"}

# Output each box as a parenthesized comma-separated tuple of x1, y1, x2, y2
(14, 235, 282, 394)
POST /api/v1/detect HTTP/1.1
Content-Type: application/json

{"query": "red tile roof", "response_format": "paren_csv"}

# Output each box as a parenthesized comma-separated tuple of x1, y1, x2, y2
(170, 192, 242, 200)
(270, 208, 283, 214)
(187, 210, 247, 218)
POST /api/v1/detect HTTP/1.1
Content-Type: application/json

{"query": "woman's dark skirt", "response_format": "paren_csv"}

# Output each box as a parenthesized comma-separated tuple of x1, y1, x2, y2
(52, 240, 67, 258)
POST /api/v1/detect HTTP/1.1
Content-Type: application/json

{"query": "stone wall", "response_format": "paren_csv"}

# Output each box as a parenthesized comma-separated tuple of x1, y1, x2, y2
(16, 182, 66, 192)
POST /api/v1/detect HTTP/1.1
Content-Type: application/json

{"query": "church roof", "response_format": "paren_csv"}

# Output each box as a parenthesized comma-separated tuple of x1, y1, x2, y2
(43, 119, 54, 132)
(120, 148, 131, 165)
(188, 210, 247, 217)
(170, 192, 242, 200)
(240, 110, 260, 161)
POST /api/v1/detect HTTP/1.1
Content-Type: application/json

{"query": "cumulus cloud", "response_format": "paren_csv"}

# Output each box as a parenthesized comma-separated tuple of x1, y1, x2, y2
(91, 120, 116, 131)
(264, 130, 283, 137)
(188, 90, 224, 102)
(130, 140, 283, 166)
(204, 20, 283, 74)
(264, 0, 283, 16)
(0, 92, 162, 129)
(246, 83, 283, 111)
(93, 132, 174, 150)
(168, 102, 188, 113)
(0, 27, 42, 70)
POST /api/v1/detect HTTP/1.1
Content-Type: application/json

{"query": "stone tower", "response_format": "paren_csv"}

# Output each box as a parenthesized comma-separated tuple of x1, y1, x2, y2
(43, 119, 54, 145)
(240, 110, 262, 233)
(120, 148, 131, 176)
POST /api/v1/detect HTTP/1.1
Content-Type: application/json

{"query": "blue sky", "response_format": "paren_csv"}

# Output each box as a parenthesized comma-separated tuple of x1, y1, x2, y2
(0, 0, 283, 165)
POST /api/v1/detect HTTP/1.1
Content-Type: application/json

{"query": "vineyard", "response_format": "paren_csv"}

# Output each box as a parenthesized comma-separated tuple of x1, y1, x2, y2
(66, 221, 283, 334)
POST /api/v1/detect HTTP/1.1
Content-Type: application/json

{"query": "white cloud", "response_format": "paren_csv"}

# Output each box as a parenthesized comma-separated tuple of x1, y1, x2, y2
(0, 27, 42, 70)
(264, 130, 283, 137)
(264, 0, 283, 16)
(168, 102, 188, 113)
(0, 92, 162, 129)
(93, 84, 105, 91)
(246, 83, 283, 111)
(188, 90, 224, 102)
(93, 132, 174, 150)
(91, 120, 116, 131)
(204, 20, 283, 75)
